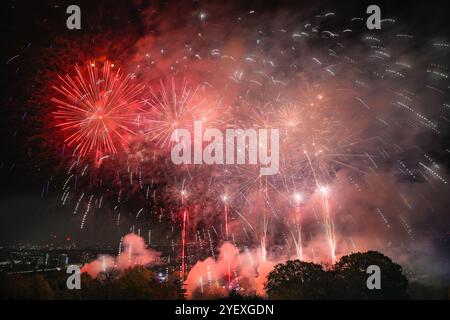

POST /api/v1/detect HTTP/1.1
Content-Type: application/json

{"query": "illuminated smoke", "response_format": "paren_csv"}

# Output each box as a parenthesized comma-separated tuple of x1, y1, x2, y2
(81, 233, 160, 278)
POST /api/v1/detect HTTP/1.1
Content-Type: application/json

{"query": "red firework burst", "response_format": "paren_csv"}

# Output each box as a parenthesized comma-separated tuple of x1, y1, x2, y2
(51, 61, 144, 158)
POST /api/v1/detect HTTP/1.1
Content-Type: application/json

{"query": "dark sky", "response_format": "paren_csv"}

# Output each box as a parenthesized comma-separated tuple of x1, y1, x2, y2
(0, 0, 449, 247)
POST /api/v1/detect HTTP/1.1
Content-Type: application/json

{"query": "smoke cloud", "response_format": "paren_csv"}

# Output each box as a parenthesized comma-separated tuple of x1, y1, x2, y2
(81, 233, 160, 278)
(184, 242, 275, 298)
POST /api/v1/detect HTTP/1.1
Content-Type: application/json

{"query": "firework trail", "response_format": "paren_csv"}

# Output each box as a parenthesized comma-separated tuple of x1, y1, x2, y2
(292, 192, 303, 261)
(222, 194, 231, 286)
(319, 186, 336, 264)
(180, 188, 188, 280)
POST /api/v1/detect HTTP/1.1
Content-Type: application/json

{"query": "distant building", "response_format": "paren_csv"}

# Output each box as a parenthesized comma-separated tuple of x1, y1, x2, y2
(35, 256, 45, 269)
(57, 254, 69, 268)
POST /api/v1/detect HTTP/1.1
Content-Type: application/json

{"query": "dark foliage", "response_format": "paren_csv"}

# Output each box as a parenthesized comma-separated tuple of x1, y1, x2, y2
(265, 251, 410, 300)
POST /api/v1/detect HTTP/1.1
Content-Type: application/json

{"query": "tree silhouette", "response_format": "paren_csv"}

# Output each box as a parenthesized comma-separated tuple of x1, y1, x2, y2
(112, 266, 181, 299)
(0, 273, 54, 300)
(265, 251, 409, 299)
(333, 251, 409, 299)
(97, 268, 121, 299)
(265, 260, 334, 299)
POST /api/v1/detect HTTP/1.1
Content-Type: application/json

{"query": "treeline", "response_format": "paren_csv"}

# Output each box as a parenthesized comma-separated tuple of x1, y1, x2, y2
(264, 251, 448, 299)
(0, 251, 447, 300)
(0, 266, 184, 300)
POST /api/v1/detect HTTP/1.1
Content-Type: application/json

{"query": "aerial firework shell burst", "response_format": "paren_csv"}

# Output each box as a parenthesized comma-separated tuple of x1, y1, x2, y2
(51, 61, 144, 159)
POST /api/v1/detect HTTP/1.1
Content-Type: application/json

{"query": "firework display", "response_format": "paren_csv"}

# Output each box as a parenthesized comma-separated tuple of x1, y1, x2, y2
(1, 0, 449, 303)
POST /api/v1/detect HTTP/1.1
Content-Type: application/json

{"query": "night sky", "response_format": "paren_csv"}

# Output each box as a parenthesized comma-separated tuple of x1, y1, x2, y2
(0, 0, 449, 282)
